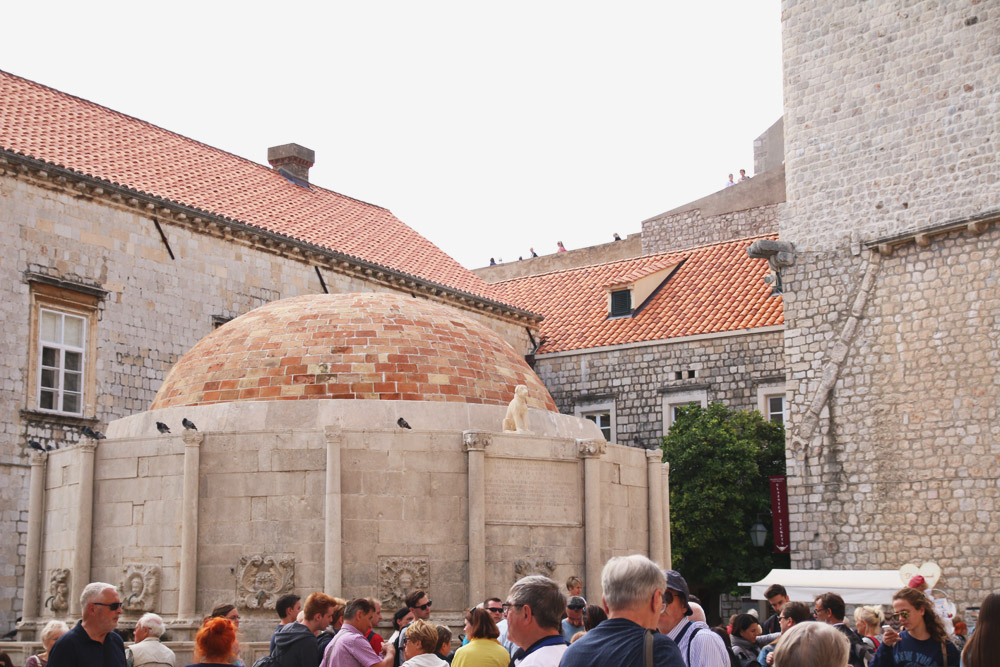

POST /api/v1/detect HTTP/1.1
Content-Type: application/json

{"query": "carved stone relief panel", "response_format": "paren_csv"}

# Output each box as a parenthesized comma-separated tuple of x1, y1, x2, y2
(513, 558, 556, 582)
(378, 557, 429, 611)
(47, 568, 70, 613)
(236, 554, 295, 610)
(121, 564, 160, 612)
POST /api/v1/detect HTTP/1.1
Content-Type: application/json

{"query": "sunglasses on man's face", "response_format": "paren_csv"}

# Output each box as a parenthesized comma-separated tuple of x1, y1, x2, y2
(487, 607, 503, 614)
(93, 602, 124, 611)
(415, 601, 432, 610)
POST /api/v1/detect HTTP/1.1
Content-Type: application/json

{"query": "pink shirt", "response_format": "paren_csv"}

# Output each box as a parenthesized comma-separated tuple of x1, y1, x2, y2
(320, 623, 381, 667)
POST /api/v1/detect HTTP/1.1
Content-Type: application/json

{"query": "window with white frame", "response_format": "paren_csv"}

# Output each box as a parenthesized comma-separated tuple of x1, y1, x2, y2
(757, 384, 786, 425)
(37, 309, 87, 415)
(574, 400, 616, 442)
(662, 388, 708, 433)
(28, 279, 101, 418)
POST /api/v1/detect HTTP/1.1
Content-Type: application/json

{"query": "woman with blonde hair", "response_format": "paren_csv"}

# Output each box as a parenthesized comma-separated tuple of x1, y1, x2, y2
(190, 618, 240, 667)
(400, 619, 446, 667)
(872, 587, 960, 666)
(773, 621, 848, 667)
(25, 620, 69, 667)
(854, 605, 885, 652)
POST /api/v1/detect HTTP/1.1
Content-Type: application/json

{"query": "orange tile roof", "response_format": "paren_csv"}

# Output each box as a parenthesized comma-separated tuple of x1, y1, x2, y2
(491, 235, 784, 354)
(0, 70, 504, 303)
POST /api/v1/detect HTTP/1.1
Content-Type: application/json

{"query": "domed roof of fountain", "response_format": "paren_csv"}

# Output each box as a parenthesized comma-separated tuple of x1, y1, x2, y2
(151, 293, 556, 411)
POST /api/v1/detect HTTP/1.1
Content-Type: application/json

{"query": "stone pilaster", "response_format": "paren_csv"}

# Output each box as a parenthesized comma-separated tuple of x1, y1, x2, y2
(178, 431, 203, 618)
(645, 449, 664, 566)
(70, 442, 97, 616)
(661, 462, 672, 569)
(463, 431, 492, 607)
(324, 426, 343, 594)
(577, 438, 605, 602)
(22, 452, 48, 621)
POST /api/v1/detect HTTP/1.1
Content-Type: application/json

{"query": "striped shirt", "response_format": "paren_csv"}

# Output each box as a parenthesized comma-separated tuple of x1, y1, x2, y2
(666, 620, 730, 667)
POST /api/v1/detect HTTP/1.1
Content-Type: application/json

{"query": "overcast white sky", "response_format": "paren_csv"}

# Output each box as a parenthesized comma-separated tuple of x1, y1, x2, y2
(2, 1, 783, 269)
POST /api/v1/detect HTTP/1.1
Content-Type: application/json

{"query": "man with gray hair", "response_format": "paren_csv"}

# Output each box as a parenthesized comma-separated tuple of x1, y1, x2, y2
(560, 556, 684, 667)
(503, 576, 568, 666)
(126, 613, 175, 667)
(48, 582, 126, 667)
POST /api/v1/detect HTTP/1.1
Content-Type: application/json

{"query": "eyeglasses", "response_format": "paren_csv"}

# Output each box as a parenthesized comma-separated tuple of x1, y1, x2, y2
(415, 601, 432, 610)
(487, 607, 503, 614)
(502, 602, 522, 613)
(889, 611, 911, 620)
(567, 605, 585, 611)
(93, 602, 124, 611)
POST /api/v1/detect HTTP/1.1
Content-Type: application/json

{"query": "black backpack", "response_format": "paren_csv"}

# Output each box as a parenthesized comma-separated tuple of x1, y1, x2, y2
(837, 625, 868, 667)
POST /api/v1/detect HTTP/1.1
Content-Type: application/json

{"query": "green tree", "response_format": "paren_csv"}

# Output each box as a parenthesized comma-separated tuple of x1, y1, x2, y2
(661, 402, 787, 601)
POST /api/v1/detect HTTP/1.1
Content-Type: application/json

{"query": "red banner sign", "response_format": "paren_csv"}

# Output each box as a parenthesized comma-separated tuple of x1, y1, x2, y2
(769, 475, 790, 554)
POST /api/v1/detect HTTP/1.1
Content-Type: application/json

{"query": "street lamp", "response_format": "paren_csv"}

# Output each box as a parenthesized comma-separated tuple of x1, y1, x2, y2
(750, 521, 768, 548)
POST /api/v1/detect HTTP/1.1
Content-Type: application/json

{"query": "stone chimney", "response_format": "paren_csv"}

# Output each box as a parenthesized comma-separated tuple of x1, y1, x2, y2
(267, 143, 315, 182)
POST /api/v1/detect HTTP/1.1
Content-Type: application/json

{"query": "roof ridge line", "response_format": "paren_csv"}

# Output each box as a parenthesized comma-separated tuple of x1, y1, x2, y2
(494, 232, 780, 285)
(0, 68, 392, 213)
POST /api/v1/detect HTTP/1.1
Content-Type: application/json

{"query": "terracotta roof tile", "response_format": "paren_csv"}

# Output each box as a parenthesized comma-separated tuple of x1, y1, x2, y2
(0, 70, 504, 303)
(492, 235, 784, 354)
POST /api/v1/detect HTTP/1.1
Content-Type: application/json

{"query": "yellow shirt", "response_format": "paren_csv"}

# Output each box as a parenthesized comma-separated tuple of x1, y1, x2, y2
(451, 639, 510, 667)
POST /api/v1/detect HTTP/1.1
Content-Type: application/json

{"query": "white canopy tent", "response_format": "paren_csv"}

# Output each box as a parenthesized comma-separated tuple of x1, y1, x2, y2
(740, 569, 904, 605)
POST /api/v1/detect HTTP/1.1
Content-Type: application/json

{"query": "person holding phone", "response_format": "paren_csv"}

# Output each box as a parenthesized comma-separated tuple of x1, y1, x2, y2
(871, 588, 960, 666)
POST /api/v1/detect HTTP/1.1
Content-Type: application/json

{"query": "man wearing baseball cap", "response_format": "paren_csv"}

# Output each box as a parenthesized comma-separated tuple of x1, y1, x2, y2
(657, 570, 730, 667)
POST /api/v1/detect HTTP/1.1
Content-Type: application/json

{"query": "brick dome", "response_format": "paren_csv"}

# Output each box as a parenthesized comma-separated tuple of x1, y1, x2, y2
(151, 293, 556, 411)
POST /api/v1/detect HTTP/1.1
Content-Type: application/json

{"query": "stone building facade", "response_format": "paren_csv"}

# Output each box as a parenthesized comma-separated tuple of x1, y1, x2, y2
(532, 329, 786, 449)
(0, 73, 538, 633)
(779, 1, 1000, 608)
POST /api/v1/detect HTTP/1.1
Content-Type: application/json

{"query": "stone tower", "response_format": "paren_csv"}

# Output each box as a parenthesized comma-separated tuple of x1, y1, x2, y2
(779, 1, 999, 606)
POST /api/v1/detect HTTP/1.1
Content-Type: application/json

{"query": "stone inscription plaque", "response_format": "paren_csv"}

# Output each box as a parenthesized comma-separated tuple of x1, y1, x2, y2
(485, 458, 582, 526)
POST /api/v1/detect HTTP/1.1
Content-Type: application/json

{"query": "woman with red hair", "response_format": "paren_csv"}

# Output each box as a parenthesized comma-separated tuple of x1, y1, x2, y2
(188, 618, 240, 667)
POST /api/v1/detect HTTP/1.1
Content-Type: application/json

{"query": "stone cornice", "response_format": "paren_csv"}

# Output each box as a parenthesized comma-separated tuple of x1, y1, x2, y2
(865, 208, 1000, 255)
(0, 150, 542, 327)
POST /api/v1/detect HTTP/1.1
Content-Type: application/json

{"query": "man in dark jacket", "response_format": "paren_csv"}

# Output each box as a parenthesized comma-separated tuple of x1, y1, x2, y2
(274, 593, 337, 667)
(560, 555, 684, 667)
(48, 582, 126, 667)
(760, 585, 788, 636)
(813, 593, 866, 667)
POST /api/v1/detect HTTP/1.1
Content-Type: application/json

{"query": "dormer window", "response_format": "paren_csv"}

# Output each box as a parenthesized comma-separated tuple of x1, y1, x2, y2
(610, 289, 632, 317)
(603, 258, 684, 319)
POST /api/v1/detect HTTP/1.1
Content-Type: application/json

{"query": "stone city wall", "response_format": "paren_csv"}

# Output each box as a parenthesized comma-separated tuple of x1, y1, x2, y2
(0, 175, 534, 633)
(473, 234, 643, 283)
(779, 0, 1000, 610)
(533, 328, 786, 449)
(642, 166, 784, 255)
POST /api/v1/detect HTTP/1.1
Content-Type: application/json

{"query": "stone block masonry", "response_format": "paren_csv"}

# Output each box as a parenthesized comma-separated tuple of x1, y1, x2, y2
(780, 0, 1000, 610)
(781, 229, 1000, 607)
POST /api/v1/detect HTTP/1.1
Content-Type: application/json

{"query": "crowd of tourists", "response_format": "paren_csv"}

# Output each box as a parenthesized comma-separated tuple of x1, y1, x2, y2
(14, 556, 998, 667)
